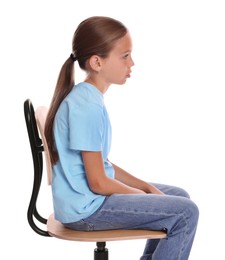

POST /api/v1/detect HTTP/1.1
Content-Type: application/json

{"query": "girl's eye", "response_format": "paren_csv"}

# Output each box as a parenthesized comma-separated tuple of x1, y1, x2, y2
(123, 54, 129, 59)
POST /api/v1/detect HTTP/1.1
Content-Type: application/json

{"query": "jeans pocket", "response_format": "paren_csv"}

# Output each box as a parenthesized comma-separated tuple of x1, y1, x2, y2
(63, 219, 94, 231)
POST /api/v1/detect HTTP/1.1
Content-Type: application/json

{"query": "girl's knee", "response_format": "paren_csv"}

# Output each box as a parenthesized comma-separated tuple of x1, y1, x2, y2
(171, 199, 199, 235)
(173, 186, 191, 198)
(186, 199, 199, 226)
(192, 201, 199, 221)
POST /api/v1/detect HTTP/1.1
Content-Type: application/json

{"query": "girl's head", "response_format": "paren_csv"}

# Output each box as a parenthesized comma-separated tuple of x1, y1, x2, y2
(72, 16, 128, 70)
(45, 16, 130, 165)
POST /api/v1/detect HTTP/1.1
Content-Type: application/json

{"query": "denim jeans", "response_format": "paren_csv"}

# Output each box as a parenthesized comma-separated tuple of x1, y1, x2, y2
(64, 183, 199, 260)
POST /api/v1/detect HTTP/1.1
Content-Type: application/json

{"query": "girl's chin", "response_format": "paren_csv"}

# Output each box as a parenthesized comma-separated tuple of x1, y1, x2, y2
(113, 77, 129, 85)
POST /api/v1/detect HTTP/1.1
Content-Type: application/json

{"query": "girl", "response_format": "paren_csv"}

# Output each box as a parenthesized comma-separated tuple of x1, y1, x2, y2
(45, 16, 199, 260)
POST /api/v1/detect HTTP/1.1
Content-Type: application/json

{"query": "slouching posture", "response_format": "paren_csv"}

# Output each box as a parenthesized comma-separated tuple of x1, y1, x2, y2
(45, 16, 199, 260)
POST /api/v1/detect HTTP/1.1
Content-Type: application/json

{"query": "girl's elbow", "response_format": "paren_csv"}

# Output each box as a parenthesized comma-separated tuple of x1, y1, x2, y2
(89, 179, 110, 195)
(89, 180, 105, 194)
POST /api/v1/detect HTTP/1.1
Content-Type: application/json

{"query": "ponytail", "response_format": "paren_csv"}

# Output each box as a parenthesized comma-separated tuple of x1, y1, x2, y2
(45, 56, 75, 165)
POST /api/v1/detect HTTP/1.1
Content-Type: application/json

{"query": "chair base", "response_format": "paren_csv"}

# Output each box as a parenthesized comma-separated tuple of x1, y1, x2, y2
(94, 242, 108, 260)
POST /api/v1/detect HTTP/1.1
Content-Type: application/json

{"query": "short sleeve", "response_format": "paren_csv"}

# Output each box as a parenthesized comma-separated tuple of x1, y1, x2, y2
(68, 103, 104, 151)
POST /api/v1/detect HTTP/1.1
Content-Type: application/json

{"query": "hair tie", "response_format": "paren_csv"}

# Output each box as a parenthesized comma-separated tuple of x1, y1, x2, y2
(70, 53, 77, 62)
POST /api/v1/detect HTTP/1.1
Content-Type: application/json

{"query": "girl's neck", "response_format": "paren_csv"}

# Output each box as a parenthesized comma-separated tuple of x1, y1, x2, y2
(84, 76, 110, 94)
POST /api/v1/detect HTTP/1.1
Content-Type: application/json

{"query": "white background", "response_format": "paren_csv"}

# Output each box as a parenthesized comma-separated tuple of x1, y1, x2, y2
(1, 0, 225, 259)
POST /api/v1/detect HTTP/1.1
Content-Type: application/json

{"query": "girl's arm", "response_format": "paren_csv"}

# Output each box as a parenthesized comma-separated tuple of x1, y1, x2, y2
(82, 151, 145, 195)
(111, 162, 164, 195)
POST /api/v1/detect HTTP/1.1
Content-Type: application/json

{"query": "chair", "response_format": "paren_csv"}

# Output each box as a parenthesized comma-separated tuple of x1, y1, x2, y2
(24, 98, 167, 260)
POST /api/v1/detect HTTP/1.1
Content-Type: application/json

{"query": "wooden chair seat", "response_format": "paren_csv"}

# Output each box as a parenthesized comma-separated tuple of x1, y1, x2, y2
(47, 213, 166, 242)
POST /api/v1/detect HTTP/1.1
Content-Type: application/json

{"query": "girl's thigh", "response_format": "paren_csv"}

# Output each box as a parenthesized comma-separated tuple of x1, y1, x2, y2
(73, 192, 195, 231)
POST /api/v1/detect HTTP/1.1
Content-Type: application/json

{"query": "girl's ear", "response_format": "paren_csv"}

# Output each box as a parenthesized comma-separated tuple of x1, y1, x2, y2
(88, 55, 102, 72)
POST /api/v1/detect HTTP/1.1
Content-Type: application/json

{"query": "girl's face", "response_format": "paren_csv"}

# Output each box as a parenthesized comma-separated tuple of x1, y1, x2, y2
(100, 32, 134, 86)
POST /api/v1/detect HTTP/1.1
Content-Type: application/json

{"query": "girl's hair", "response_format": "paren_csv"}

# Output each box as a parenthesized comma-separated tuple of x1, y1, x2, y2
(45, 16, 128, 165)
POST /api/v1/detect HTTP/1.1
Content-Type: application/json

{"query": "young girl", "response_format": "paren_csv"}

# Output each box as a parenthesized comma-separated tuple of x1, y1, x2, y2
(45, 16, 199, 260)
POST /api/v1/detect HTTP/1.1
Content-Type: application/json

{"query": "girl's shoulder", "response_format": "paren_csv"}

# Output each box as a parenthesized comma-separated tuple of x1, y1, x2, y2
(68, 82, 104, 107)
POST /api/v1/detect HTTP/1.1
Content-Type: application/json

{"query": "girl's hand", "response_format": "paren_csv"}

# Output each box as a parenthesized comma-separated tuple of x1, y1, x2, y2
(145, 184, 165, 195)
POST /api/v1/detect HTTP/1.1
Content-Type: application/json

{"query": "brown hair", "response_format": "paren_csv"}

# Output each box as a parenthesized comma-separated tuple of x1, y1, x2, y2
(45, 16, 127, 165)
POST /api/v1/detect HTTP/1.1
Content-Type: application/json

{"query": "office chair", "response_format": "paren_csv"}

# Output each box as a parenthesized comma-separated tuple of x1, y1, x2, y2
(23, 98, 167, 260)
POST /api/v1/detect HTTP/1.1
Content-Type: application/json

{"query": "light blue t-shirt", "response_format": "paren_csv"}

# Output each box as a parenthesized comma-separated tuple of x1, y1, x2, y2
(52, 82, 114, 223)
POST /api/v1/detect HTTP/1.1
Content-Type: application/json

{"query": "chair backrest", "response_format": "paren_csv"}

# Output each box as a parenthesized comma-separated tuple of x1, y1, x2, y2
(35, 106, 52, 185)
(24, 99, 50, 237)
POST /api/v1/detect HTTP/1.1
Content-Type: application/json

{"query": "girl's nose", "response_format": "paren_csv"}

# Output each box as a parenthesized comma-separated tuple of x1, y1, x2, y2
(130, 57, 135, 67)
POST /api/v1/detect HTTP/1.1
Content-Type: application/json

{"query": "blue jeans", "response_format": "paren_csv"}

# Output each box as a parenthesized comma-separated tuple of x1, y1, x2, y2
(64, 183, 199, 260)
